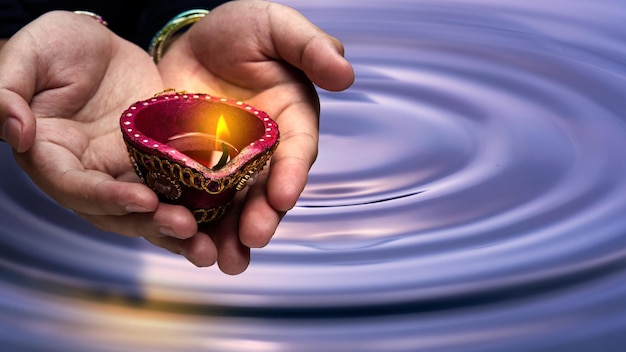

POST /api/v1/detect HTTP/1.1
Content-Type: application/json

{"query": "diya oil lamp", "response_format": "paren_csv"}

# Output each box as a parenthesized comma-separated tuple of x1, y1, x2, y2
(120, 92, 279, 223)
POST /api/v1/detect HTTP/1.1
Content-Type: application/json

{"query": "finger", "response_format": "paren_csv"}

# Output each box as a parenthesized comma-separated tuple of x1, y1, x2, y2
(240, 171, 285, 249)
(267, 3, 355, 91)
(144, 235, 186, 255)
(178, 232, 219, 267)
(79, 203, 198, 239)
(210, 192, 251, 274)
(144, 232, 218, 268)
(61, 171, 159, 215)
(145, 233, 218, 267)
(266, 99, 319, 211)
(16, 142, 160, 216)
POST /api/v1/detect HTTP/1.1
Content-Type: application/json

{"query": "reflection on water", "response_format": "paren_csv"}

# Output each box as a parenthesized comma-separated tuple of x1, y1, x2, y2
(2, 0, 626, 351)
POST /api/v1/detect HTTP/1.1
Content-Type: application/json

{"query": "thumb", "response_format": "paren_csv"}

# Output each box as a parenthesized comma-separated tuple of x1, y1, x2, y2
(268, 4, 355, 91)
(0, 36, 38, 153)
(0, 89, 36, 153)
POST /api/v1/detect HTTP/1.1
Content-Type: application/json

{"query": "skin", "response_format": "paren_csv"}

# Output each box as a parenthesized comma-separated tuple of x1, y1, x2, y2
(0, 0, 354, 274)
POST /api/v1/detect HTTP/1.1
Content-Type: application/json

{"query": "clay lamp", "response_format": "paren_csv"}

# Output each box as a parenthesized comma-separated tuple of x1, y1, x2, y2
(120, 92, 279, 223)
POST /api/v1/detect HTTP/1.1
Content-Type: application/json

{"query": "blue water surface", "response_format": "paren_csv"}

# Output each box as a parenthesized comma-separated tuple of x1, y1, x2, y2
(2, 1, 626, 351)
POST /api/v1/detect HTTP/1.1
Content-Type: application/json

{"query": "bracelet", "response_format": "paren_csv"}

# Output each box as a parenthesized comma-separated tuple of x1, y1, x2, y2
(73, 11, 108, 26)
(148, 9, 209, 63)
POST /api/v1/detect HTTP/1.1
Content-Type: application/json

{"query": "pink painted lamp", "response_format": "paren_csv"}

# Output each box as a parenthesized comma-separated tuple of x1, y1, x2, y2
(120, 92, 279, 223)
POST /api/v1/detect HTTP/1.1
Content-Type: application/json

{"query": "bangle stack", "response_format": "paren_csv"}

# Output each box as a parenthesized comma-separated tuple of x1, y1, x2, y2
(148, 9, 209, 63)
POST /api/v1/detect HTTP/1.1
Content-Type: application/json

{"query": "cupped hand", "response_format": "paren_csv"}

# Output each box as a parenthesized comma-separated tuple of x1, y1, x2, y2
(0, 11, 201, 257)
(157, 0, 354, 274)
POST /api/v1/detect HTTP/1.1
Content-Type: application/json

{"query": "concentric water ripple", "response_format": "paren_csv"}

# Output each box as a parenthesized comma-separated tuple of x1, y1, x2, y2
(2, 1, 626, 351)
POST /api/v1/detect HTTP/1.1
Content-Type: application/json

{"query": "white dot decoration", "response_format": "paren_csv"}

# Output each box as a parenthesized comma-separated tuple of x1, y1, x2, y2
(143, 102, 149, 106)
(246, 106, 252, 110)
(153, 144, 159, 148)
(126, 113, 133, 117)
(134, 134, 140, 138)
(127, 129, 133, 133)
(193, 95, 199, 98)
(143, 139, 149, 143)
(124, 121, 131, 125)
(236, 101, 243, 105)
(131, 106, 137, 110)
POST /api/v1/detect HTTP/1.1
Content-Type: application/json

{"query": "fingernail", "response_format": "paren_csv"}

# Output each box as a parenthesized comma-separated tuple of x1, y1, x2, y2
(125, 203, 152, 213)
(2, 117, 22, 151)
(159, 226, 178, 238)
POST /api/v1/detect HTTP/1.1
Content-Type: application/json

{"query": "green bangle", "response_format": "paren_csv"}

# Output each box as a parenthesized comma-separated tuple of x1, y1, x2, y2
(148, 9, 209, 63)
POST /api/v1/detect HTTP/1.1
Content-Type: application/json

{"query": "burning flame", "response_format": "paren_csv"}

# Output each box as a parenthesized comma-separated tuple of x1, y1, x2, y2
(215, 115, 230, 149)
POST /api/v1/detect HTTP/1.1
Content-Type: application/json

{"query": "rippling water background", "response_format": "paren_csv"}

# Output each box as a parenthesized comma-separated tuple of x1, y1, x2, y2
(2, 0, 626, 351)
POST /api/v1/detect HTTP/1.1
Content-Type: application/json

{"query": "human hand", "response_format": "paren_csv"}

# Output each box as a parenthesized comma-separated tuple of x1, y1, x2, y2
(157, 0, 355, 273)
(0, 11, 204, 257)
